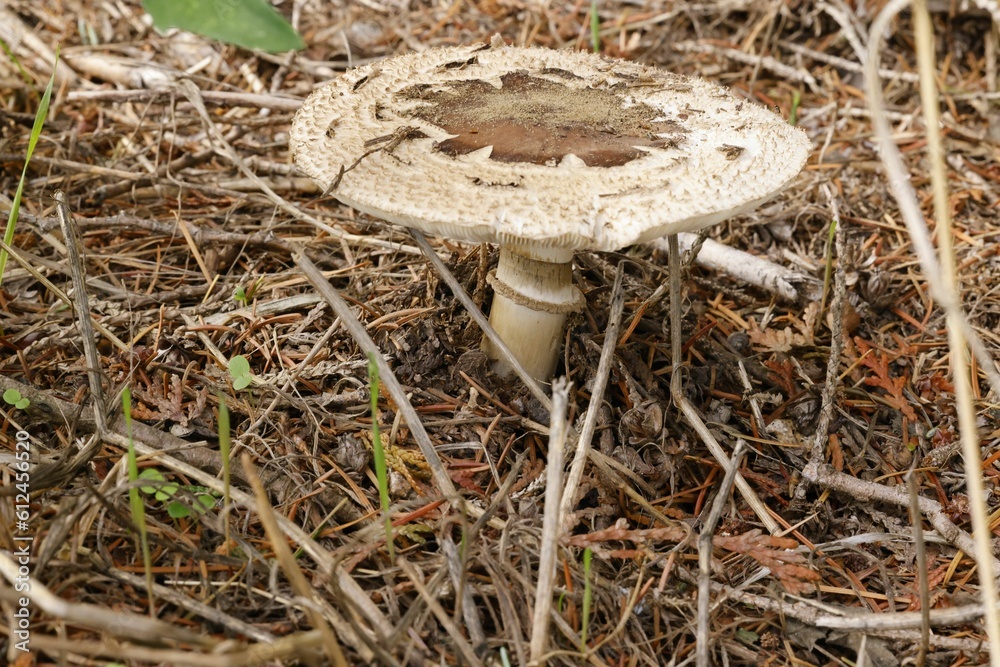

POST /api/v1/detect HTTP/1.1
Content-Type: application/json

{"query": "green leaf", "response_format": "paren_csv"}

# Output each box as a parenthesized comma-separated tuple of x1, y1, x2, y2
(143, 0, 304, 53)
(15, 398, 29, 409)
(3, 388, 21, 404)
(167, 491, 214, 518)
(138, 468, 179, 501)
(233, 375, 252, 391)
(228, 355, 250, 379)
(138, 468, 164, 494)
(735, 628, 759, 645)
(138, 469, 178, 500)
(167, 501, 191, 518)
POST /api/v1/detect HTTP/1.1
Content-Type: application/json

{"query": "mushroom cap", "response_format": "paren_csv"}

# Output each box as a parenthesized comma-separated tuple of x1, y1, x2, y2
(291, 41, 811, 253)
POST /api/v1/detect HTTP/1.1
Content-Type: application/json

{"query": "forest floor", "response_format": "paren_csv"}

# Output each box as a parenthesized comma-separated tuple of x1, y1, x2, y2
(1, 0, 1000, 665)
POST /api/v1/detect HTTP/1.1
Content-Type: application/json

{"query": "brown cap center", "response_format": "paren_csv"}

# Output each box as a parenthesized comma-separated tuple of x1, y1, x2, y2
(398, 72, 682, 167)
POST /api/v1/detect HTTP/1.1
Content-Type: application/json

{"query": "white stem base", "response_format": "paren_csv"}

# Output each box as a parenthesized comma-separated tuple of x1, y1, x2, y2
(486, 292, 569, 381)
(483, 246, 583, 381)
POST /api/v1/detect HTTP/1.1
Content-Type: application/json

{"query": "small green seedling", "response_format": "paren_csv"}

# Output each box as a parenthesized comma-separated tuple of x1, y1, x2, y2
(138, 468, 179, 501)
(228, 355, 253, 390)
(168, 490, 215, 519)
(3, 389, 29, 410)
(138, 468, 215, 519)
(233, 278, 262, 306)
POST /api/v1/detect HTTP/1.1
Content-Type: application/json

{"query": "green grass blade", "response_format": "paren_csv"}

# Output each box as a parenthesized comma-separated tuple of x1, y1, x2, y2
(217, 394, 233, 550)
(581, 546, 592, 653)
(123, 387, 155, 614)
(817, 217, 837, 325)
(367, 352, 394, 560)
(0, 53, 58, 288)
(0, 37, 33, 86)
(789, 89, 802, 126)
(590, 0, 601, 53)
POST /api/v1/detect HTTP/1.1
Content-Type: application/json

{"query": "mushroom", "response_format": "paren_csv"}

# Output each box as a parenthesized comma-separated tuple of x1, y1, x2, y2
(291, 39, 810, 381)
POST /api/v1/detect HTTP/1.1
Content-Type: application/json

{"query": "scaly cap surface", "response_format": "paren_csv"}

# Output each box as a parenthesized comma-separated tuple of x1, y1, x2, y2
(291, 41, 811, 253)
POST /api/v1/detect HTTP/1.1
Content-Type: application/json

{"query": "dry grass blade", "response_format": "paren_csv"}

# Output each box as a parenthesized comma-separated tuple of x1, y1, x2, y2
(294, 247, 458, 499)
(914, 0, 1000, 660)
(560, 261, 624, 523)
(905, 466, 931, 665)
(805, 187, 848, 469)
(442, 535, 487, 652)
(668, 235, 780, 534)
(67, 88, 303, 110)
(697, 440, 747, 667)
(530, 377, 571, 666)
(0, 550, 213, 647)
(411, 229, 552, 412)
(868, 1, 1000, 661)
(864, 0, 1000, 398)
(723, 580, 998, 637)
(241, 453, 348, 667)
(20, 630, 324, 666)
(397, 557, 485, 667)
(54, 191, 107, 435)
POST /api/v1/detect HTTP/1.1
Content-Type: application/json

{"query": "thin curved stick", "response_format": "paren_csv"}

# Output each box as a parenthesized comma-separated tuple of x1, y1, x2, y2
(559, 261, 625, 524)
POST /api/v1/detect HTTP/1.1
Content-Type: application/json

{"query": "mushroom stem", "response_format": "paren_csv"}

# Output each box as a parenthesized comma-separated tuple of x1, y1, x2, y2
(483, 245, 584, 381)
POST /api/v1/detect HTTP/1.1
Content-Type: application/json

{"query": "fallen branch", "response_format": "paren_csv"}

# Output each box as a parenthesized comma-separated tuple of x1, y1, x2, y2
(802, 462, 1000, 577)
(652, 233, 818, 303)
